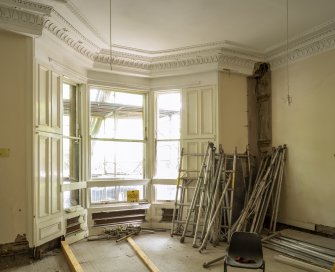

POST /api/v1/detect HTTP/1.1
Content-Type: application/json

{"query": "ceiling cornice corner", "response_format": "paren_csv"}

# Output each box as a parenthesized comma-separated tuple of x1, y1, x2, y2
(0, 0, 52, 37)
(267, 19, 335, 69)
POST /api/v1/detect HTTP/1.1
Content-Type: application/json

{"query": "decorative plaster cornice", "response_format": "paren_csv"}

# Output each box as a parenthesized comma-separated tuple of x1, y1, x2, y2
(4, 0, 335, 77)
(43, 17, 95, 60)
(268, 19, 335, 69)
(0, 0, 52, 37)
(49, 9, 100, 51)
(94, 46, 263, 76)
(95, 48, 221, 74)
(218, 54, 260, 75)
(0, 0, 52, 15)
(0, 2, 48, 36)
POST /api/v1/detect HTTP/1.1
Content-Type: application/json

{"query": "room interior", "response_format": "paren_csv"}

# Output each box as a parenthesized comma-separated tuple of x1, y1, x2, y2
(0, 0, 334, 271)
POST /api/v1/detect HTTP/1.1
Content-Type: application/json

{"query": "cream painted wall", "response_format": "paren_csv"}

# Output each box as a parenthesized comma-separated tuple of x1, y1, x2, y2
(151, 70, 218, 91)
(272, 50, 335, 229)
(0, 30, 33, 243)
(218, 71, 248, 153)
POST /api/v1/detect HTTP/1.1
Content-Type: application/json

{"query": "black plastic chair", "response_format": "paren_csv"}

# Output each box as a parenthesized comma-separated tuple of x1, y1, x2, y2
(224, 232, 265, 272)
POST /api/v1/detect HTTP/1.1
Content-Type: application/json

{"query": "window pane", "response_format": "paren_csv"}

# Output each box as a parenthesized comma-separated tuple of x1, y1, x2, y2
(63, 138, 80, 182)
(157, 92, 181, 140)
(64, 190, 80, 209)
(90, 185, 144, 203)
(90, 89, 144, 140)
(155, 141, 180, 179)
(63, 83, 77, 137)
(155, 184, 179, 201)
(91, 140, 144, 179)
(90, 114, 143, 140)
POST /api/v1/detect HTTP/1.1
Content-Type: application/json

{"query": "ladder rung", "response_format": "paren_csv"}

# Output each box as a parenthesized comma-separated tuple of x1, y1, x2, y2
(180, 177, 198, 181)
(175, 203, 200, 207)
(174, 220, 204, 226)
(183, 153, 206, 157)
(178, 185, 196, 189)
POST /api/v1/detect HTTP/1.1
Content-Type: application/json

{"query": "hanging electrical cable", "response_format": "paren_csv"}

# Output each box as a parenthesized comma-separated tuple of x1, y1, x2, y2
(286, 0, 292, 105)
(109, 0, 113, 70)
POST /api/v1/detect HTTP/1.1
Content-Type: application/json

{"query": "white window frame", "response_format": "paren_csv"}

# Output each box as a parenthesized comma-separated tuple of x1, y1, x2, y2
(87, 86, 149, 205)
(61, 80, 86, 210)
(152, 90, 181, 202)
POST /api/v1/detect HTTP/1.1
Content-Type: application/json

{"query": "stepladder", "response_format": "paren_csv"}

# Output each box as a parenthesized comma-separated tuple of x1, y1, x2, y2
(171, 143, 252, 250)
(170, 143, 213, 239)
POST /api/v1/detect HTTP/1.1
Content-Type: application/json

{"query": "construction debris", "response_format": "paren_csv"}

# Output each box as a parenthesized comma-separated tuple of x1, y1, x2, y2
(233, 145, 287, 233)
(171, 143, 288, 256)
(87, 224, 152, 242)
(171, 142, 253, 250)
(274, 255, 330, 272)
(263, 233, 335, 270)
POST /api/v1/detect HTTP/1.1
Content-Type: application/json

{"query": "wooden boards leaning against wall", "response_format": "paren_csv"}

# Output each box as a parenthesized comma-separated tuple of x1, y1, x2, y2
(247, 62, 272, 159)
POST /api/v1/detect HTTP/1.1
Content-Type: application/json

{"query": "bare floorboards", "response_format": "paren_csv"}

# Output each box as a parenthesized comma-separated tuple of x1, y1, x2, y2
(4, 229, 335, 272)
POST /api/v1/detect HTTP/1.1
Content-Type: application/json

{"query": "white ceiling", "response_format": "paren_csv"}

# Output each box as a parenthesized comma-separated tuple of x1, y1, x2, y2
(47, 0, 335, 53)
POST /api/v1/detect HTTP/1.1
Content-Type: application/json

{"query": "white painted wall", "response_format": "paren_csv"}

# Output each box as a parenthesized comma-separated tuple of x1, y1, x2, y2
(0, 30, 33, 243)
(272, 49, 335, 229)
(218, 71, 248, 153)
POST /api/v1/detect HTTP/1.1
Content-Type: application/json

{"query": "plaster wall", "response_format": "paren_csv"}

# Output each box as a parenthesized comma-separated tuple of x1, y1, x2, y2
(151, 69, 218, 91)
(0, 30, 33, 243)
(218, 71, 248, 153)
(88, 70, 151, 90)
(272, 49, 335, 229)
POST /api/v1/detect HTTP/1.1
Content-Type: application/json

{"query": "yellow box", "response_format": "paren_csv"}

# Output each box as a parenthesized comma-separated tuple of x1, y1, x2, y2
(127, 190, 139, 202)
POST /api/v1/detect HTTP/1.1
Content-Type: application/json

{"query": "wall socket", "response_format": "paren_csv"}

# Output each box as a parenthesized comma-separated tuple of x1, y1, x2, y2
(0, 148, 10, 157)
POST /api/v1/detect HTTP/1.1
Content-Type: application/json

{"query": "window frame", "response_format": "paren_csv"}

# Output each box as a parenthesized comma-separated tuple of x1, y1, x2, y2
(152, 90, 181, 202)
(61, 80, 86, 210)
(88, 86, 149, 205)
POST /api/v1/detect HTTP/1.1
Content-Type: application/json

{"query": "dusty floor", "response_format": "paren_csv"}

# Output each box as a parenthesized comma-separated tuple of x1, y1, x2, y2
(5, 229, 335, 272)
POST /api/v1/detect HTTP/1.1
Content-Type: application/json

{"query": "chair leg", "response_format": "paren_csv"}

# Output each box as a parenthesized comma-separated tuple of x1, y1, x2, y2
(263, 261, 265, 272)
(223, 261, 227, 272)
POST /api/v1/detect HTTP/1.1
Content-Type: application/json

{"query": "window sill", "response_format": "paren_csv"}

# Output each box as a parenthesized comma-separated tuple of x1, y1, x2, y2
(88, 202, 151, 212)
(87, 179, 150, 187)
(151, 201, 175, 206)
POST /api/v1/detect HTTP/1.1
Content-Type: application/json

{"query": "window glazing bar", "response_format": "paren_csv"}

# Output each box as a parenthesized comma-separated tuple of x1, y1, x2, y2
(91, 137, 145, 143)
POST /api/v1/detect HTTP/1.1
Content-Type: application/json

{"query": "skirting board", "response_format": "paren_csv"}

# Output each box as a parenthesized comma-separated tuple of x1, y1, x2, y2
(278, 218, 315, 231)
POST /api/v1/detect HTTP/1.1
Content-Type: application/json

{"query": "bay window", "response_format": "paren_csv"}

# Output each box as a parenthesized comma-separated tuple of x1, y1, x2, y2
(89, 87, 147, 203)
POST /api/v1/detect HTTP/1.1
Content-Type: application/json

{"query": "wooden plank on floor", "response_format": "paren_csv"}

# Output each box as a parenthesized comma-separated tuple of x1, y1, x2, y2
(127, 237, 160, 272)
(61, 240, 84, 272)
